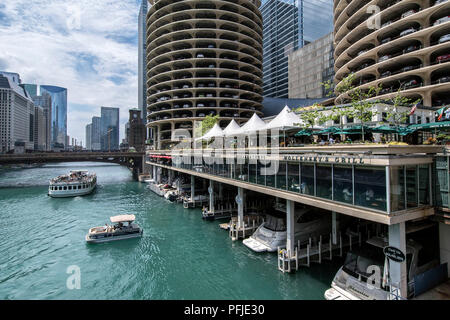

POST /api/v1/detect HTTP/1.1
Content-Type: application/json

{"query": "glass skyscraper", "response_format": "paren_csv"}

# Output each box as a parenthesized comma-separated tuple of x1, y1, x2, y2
(261, 0, 333, 98)
(39, 85, 67, 149)
(100, 107, 119, 151)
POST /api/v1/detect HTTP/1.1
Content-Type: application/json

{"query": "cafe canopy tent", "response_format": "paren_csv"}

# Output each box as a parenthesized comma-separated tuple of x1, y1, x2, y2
(263, 105, 303, 145)
(226, 113, 266, 136)
(195, 123, 224, 140)
(222, 119, 241, 136)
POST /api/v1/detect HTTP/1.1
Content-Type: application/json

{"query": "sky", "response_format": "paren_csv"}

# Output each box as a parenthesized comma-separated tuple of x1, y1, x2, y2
(0, 0, 144, 146)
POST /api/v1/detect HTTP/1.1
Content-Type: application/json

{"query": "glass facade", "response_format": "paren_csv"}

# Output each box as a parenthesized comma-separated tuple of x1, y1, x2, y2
(168, 155, 432, 214)
(40, 85, 67, 149)
(261, 0, 333, 98)
(100, 107, 120, 151)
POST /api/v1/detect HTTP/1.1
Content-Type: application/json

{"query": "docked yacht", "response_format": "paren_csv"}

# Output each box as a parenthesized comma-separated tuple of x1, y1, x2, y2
(243, 206, 331, 253)
(85, 214, 143, 244)
(48, 170, 97, 198)
(164, 189, 178, 202)
(324, 236, 440, 300)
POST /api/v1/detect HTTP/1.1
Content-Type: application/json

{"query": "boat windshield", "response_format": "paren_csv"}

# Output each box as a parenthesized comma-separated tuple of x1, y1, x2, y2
(342, 248, 385, 283)
(264, 214, 286, 232)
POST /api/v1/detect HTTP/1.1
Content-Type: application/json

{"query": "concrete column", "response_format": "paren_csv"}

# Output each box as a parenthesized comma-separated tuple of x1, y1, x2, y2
(168, 170, 173, 185)
(388, 222, 408, 299)
(286, 200, 295, 254)
(439, 223, 450, 266)
(152, 165, 156, 181)
(237, 187, 244, 228)
(191, 175, 195, 199)
(209, 180, 214, 213)
(332, 211, 339, 245)
(219, 183, 223, 198)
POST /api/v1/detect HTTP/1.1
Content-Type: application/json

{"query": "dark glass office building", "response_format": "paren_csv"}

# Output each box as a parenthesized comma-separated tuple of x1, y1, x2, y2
(100, 107, 119, 151)
(261, 0, 333, 98)
(40, 85, 67, 149)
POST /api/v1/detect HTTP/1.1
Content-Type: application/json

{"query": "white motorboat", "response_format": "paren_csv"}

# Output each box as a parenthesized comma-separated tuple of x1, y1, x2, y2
(164, 190, 178, 202)
(85, 214, 143, 244)
(325, 236, 440, 300)
(48, 170, 97, 198)
(243, 206, 332, 253)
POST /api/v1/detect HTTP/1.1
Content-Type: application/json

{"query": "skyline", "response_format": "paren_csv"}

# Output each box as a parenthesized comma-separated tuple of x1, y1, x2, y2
(0, 0, 143, 146)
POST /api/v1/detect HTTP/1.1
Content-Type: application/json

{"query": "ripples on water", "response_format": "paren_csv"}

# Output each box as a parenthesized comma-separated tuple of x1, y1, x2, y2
(0, 162, 341, 300)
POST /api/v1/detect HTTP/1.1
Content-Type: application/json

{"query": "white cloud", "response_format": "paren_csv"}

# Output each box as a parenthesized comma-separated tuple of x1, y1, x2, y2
(0, 0, 141, 144)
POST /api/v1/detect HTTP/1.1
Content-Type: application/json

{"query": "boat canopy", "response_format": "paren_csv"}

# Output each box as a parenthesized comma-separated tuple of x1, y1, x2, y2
(110, 214, 136, 223)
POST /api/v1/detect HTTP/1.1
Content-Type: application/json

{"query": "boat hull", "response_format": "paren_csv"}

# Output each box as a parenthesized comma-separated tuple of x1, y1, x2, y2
(48, 185, 96, 198)
(85, 230, 143, 244)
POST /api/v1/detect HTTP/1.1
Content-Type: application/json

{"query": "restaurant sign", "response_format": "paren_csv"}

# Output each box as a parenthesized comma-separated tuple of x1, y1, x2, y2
(383, 246, 406, 263)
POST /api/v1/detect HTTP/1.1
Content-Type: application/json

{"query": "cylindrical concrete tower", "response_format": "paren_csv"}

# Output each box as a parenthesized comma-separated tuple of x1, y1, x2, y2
(333, 0, 450, 106)
(146, 0, 264, 149)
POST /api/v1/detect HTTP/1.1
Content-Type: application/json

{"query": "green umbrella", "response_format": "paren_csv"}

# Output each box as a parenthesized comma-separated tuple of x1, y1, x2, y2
(317, 127, 340, 134)
(295, 129, 313, 137)
(371, 125, 399, 134)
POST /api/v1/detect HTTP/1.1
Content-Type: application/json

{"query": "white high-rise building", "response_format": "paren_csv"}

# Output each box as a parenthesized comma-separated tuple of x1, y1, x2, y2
(0, 73, 34, 153)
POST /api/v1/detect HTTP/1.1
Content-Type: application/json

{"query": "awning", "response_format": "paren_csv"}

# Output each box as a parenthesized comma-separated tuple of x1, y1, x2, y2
(317, 127, 340, 134)
(408, 121, 450, 131)
(150, 155, 172, 159)
(295, 129, 313, 136)
(370, 125, 400, 134)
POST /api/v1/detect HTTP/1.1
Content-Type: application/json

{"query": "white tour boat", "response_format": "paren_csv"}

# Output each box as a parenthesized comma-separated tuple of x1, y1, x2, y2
(48, 170, 97, 198)
(85, 214, 143, 244)
(243, 206, 332, 253)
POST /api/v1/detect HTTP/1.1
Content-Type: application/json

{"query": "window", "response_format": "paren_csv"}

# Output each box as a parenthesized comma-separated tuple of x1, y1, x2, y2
(334, 165, 353, 204)
(276, 162, 287, 190)
(355, 167, 386, 211)
(300, 163, 314, 196)
(316, 165, 332, 199)
(287, 163, 300, 192)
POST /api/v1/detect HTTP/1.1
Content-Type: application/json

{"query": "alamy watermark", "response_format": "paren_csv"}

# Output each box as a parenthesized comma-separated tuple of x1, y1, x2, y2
(66, 265, 81, 290)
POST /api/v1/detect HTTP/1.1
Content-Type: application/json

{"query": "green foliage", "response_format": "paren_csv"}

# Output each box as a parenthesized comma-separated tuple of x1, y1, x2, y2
(200, 114, 219, 136)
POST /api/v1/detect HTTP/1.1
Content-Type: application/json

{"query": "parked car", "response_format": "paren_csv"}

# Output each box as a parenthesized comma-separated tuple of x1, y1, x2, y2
(207, 82, 216, 87)
(233, 113, 239, 117)
(439, 34, 450, 43)
(182, 84, 191, 89)
(208, 64, 215, 68)
(400, 27, 417, 37)
(403, 65, 416, 72)
(404, 79, 420, 88)
(381, 20, 392, 28)
(197, 103, 205, 108)
(403, 45, 419, 53)
(207, 44, 215, 48)
(381, 37, 392, 44)
(436, 54, 450, 63)
(434, 16, 450, 26)
(379, 54, 391, 62)
(206, 93, 215, 97)
(196, 53, 204, 58)
(357, 49, 368, 56)
(183, 104, 191, 108)
(182, 114, 189, 118)
(381, 70, 392, 77)
(208, 102, 216, 107)
(198, 113, 206, 117)
(197, 83, 205, 88)
(401, 9, 417, 18)
(173, 104, 181, 109)
(434, 0, 447, 6)
(437, 76, 450, 83)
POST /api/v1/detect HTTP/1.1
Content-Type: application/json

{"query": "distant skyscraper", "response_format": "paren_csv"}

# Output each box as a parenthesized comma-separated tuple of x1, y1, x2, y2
(0, 72, 21, 85)
(128, 109, 145, 152)
(23, 84, 38, 97)
(85, 123, 92, 150)
(40, 85, 68, 150)
(261, 0, 333, 98)
(91, 116, 101, 151)
(100, 107, 119, 151)
(32, 92, 52, 151)
(138, 0, 148, 127)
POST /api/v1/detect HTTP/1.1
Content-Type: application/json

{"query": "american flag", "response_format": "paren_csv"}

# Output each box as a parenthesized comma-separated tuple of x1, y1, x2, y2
(409, 103, 418, 116)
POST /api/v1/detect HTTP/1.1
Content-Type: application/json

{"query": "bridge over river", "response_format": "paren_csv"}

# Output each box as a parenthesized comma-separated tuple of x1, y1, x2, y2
(0, 152, 146, 179)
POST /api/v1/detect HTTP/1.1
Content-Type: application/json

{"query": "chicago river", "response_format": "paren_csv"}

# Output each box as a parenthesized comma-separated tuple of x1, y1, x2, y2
(0, 162, 339, 299)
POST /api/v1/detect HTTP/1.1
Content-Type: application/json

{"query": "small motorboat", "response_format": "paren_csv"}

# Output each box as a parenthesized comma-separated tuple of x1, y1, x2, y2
(85, 214, 143, 244)
(164, 190, 178, 202)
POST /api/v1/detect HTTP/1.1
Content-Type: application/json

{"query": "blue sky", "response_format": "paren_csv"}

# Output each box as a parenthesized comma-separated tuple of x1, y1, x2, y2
(0, 0, 144, 145)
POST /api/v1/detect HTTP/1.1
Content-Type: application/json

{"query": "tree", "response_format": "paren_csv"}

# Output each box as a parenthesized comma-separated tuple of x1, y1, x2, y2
(383, 85, 421, 141)
(334, 73, 382, 142)
(296, 103, 325, 129)
(195, 114, 219, 137)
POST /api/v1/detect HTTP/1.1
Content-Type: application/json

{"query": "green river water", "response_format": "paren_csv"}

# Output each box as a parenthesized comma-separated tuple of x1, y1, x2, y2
(0, 162, 342, 299)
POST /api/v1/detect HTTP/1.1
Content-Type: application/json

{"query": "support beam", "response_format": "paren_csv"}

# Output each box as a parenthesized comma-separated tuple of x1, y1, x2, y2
(388, 222, 408, 299)
(286, 200, 295, 254)
(237, 187, 244, 228)
(191, 175, 195, 199)
(332, 211, 339, 245)
(209, 180, 215, 213)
